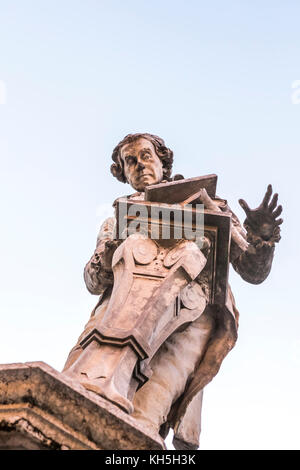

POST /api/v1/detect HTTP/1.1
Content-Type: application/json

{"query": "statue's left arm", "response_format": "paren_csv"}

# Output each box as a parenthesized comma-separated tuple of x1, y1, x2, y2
(231, 184, 283, 284)
(198, 185, 283, 285)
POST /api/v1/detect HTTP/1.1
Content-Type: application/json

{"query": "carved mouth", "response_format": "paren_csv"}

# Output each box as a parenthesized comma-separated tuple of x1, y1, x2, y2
(137, 174, 152, 180)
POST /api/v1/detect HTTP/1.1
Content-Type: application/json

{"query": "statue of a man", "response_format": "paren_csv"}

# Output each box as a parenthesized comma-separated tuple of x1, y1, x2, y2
(63, 133, 282, 449)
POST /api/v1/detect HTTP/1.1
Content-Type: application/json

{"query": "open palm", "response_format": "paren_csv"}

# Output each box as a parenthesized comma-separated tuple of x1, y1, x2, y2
(239, 185, 283, 242)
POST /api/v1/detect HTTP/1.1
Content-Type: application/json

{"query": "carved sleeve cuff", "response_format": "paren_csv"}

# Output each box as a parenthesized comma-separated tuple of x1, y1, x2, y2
(232, 225, 276, 284)
(244, 221, 281, 247)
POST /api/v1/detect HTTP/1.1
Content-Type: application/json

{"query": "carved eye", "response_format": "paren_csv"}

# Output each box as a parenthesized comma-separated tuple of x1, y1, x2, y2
(126, 156, 136, 166)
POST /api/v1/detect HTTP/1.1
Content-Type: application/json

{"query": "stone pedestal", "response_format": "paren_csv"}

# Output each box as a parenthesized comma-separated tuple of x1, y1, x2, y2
(0, 362, 165, 450)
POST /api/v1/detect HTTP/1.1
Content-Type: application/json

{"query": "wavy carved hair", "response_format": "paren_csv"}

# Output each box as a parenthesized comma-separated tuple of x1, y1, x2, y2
(110, 133, 173, 183)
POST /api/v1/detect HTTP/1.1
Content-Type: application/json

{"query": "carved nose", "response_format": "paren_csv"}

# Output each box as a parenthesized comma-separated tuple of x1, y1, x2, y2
(137, 161, 145, 171)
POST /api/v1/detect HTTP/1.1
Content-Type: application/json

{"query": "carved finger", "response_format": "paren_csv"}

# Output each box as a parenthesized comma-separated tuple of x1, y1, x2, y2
(273, 226, 281, 242)
(199, 188, 217, 209)
(272, 205, 283, 218)
(198, 188, 209, 200)
(274, 226, 280, 235)
(268, 193, 278, 212)
(239, 199, 251, 216)
(262, 184, 273, 207)
(275, 218, 283, 226)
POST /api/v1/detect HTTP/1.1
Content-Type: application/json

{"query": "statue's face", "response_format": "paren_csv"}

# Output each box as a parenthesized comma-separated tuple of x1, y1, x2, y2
(120, 138, 164, 191)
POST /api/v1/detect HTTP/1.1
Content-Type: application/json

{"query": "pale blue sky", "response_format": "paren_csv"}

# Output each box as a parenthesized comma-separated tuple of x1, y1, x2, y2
(0, 0, 299, 449)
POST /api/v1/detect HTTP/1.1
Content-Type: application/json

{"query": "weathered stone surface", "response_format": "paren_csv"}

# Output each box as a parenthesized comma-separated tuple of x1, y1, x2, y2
(0, 362, 165, 450)
(64, 232, 209, 415)
(63, 133, 282, 450)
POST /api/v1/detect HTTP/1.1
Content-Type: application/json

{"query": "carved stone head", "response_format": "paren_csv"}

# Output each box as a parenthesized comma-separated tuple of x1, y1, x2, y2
(110, 133, 173, 192)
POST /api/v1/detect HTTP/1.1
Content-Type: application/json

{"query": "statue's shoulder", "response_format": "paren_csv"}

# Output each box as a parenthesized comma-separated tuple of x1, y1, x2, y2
(97, 193, 145, 245)
(96, 216, 116, 245)
(112, 192, 145, 207)
(215, 197, 242, 227)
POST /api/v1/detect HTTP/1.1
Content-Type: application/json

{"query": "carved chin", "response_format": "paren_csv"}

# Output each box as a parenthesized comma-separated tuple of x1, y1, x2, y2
(130, 177, 153, 191)
(134, 182, 149, 191)
(128, 173, 164, 191)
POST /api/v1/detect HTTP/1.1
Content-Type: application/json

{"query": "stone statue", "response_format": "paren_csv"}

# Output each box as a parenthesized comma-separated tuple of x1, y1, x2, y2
(62, 133, 282, 450)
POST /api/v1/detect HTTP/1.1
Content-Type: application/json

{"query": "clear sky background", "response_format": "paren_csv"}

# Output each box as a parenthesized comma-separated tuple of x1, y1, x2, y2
(0, 0, 299, 450)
